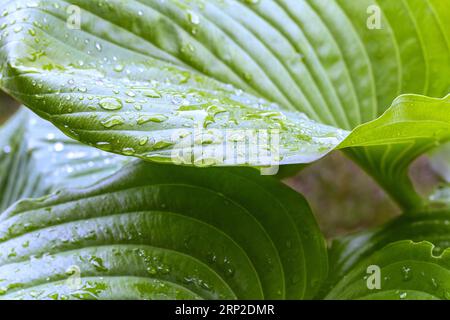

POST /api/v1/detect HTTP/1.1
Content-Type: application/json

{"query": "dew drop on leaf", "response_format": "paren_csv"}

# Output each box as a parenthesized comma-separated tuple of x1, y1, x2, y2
(53, 142, 64, 152)
(142, 89, 161, 98)
(187, 10, 200, 25)
(113, 64, 124, 72)
(137, 114, 168, 125)
(101, 115, 125, 128)
(401, 265, 412, 281)
(152, 140, 173, 150)
(122, 147, 135, 155)
(98, 97, 123, 110)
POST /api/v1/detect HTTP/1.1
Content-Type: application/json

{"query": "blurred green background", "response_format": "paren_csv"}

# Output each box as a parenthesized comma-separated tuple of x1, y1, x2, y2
(0, 90, 440, 240)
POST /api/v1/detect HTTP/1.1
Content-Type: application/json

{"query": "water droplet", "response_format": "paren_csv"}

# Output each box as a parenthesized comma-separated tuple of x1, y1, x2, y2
(54, 142, 64, 152)
(99, 97, 123, 110)
(139, 136, 149, 146)
(187, 10, 200, 25)
(7, 248, 16, 258)
(122, 147, 135, 155)
(431, 278, 439, 289)
(96, 141, 111, 149)
(181, 43, 195, 53)
(152, 140, 173, 150)
(114, 64, 124, 72)
(137, 114, 168, 125)
(226, 267, 235, 277)
(147, 266, 157, 275)
(101, 115, 125, 128)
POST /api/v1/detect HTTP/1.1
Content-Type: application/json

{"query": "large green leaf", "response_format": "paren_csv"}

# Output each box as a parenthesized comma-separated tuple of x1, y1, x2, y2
(0, 160, 327, 300)
(326, 240, 450, 300)
(0, 0, 448, 208)
(0, 107, 128, 211)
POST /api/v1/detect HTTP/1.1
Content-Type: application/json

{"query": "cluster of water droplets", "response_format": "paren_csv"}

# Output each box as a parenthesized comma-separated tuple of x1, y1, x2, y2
(0, 0, 347, 168)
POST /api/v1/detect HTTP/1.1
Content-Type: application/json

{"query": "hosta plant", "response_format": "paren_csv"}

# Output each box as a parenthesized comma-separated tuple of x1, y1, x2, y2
(0, 0, 449, 300)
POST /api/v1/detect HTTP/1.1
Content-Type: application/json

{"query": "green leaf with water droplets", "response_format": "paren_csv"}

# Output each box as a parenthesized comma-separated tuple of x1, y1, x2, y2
(0, 160, 327, 300)
(0, 108, 128, 211)
(320, 208, 450, 296)
(0, 0, 448, 208)
(429, 143, 450, 205)
(0, 0, 349, 168)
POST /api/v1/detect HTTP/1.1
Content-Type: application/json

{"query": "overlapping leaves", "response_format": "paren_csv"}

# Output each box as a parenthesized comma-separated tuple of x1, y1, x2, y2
(0, 0, 449, 301)
(0, 159, 327, 299)
(320, 208, 450, 299)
